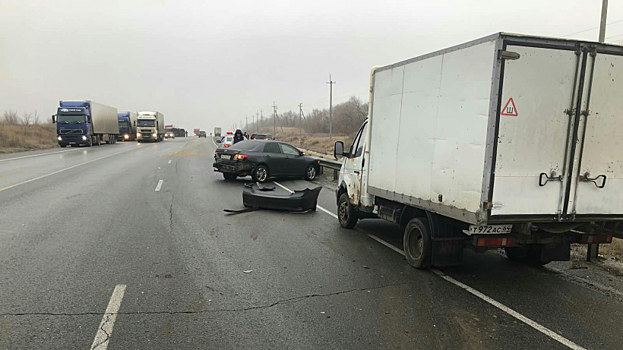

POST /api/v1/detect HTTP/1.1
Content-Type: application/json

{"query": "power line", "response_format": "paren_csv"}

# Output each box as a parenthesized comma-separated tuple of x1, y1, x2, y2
(562, 18, 623, 37)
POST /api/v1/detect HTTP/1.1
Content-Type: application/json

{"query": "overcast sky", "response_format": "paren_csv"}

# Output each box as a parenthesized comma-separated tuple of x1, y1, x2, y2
(1, 0, 622, 132)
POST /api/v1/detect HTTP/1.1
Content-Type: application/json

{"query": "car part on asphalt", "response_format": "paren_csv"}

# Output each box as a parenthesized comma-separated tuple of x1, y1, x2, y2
(224, 183, 321, 214)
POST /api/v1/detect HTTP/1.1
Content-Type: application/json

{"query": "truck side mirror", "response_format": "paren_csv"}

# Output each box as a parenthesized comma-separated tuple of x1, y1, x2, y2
(334, 141, 345, 159)
(51, 115, 56, 123)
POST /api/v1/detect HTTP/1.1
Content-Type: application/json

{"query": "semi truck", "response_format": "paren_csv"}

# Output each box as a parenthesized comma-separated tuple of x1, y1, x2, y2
(53, 100, 119, 147)
(136, 111, 165, 142)
(333, 33, 623, 269)
(214, 127, 222, 137)
(117, 111, 138, 141)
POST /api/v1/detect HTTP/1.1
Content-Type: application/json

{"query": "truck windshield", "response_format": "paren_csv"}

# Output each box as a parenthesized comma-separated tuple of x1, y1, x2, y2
(57, 114, 87, 124)
(137, 120, 155, 127)
(118, 120, 129, 128)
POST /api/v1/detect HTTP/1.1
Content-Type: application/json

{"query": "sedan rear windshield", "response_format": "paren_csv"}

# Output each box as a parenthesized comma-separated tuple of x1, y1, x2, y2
(229, 141, 263, 151)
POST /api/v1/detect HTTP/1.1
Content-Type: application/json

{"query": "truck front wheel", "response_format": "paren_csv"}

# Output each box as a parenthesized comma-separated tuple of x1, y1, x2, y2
(403, 218, 432, 269)
(337, 193, 358, 229)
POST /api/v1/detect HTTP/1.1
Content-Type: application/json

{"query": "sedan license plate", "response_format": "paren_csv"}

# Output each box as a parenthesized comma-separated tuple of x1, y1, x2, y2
(220, 154, 231, 160)
(467, 224, 512, 235)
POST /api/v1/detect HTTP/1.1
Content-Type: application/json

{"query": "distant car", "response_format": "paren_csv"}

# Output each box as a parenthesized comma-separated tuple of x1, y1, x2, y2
(199, 131, 207, 138)
(213, 140, 319, 182)
(220, 135, 234, 148)
(250, 133, 274, 140)
(164, 131, 175, 139)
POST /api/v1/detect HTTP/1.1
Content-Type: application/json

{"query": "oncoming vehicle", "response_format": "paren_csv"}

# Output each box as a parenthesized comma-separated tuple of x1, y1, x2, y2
(199, 131, 207, 138)
(164, 130, 175, 139)
(213, 140, 320, 182)
(251, 133, 274, 140)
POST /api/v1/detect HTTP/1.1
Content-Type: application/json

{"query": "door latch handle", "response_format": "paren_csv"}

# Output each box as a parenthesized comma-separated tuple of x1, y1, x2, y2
(539, 172, 562, 187)
(579, 172, 607, 188)
(354, 170, 360, 174)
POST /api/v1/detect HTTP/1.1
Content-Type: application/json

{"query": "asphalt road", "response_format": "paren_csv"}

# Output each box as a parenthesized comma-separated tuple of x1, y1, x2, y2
(1, 137, 622, 350)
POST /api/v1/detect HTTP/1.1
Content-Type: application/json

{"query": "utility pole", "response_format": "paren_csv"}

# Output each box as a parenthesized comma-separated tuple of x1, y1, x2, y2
(299, 103, 304, 135)
(272, 102, 278, 137)
(260, 109, 263, 130)
(256, 112, 259, 132)
(588, 0, 609, 262)
(327, 75, 336, 140)
(246, 116, 248, 131)
(599, 0, 608, 42)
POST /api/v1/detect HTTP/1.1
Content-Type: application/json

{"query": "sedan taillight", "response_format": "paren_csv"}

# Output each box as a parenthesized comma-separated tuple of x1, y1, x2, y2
(235, 154, 248, 160)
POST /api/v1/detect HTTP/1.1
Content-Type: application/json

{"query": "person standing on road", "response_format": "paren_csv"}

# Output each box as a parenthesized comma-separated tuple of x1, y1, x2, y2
(233, 129, 244, 144)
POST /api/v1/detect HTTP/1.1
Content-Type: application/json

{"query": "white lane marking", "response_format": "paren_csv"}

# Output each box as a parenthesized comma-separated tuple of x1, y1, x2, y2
(0, 148, 81, 163)
(293, 183, 590, 350)
(367, 234, 405, 256)
(273, 181, 294, 193)
(317, 205, 338, 219)
(365, 234, 587, 350)
(90, 284, 126, 350)
(155, 180, 163, 192)
(432, 269, 587, 350)
(168, 160, 172, 164)
(273, 181, 337, 218)
(0, 148, 137, 193)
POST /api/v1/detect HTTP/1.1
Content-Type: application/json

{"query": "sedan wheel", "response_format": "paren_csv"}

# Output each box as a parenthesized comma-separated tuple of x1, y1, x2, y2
(252, 165, 269, 182)
(304, 164, 317, 181)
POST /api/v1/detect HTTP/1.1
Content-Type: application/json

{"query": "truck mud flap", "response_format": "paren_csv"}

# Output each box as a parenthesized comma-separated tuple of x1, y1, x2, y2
(427, 213, 467, 267)
(226, 183, 322, 214)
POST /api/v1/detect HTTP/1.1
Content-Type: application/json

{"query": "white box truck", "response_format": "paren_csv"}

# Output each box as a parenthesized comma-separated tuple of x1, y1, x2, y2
(136, 111, 165, 142)
(333, 33, 623, 268)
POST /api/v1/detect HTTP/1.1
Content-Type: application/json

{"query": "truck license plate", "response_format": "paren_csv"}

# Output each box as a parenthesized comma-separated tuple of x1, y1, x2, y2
(467, 224, 512, 234)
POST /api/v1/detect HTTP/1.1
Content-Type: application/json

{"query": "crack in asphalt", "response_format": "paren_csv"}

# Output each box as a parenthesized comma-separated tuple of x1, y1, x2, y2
(169, 193, 174, 233)
(0, 281, 412, 317)
(91, 314, 112, 350)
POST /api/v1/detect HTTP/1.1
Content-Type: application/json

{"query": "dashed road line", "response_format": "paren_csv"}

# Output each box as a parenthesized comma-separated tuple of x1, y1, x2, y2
(155, 180, 164, 192)
(90, 284, 126, 350)
(168, 160, 172, 164)
(273, 180, 588, 350)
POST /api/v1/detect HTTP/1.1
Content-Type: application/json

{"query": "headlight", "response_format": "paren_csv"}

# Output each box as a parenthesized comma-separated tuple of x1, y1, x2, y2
(57, 136, 62, 141)
(137, 133, 141, 137)
(152, 133, 157, 137)
(81, 136, 87, 141)
(124, 134, 129, 139)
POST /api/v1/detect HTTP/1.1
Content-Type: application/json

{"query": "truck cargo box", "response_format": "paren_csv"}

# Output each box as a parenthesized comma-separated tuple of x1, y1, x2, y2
(367, 33, 623, 225)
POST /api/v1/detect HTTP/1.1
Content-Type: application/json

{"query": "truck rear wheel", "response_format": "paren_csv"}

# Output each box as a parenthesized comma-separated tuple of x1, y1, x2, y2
(403, 218, 432, 269)
(337, 193, 358, 229)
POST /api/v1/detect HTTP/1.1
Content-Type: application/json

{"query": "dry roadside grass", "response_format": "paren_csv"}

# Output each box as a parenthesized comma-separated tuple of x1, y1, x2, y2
(0, 123, 58, 153)
(571, 238, 623, 261)
(259, 127, 352, 155)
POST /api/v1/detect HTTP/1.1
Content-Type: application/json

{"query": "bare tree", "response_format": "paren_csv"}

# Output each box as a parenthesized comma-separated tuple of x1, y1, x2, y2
(33, 111, 40, 125)
(2, 110, 20, 125)
(21, 111, 33, 126)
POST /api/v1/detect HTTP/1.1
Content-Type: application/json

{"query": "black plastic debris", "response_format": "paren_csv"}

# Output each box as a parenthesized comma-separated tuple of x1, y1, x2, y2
(224, 183, 321, 214)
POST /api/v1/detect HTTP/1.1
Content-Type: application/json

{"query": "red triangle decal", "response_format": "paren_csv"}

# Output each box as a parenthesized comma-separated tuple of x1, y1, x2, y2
(501, 97, 518, 117)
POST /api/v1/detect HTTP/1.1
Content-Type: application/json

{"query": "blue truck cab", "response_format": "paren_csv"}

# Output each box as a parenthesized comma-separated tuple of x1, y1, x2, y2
(117, 113, 134, 141)
(52, 100, 118, 147)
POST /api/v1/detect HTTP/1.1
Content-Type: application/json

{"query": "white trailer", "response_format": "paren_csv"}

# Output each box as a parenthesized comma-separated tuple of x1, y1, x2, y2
(334, 33, 623, 268)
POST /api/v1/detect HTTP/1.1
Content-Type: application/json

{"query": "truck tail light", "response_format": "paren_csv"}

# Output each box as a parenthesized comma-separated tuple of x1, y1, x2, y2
(235, 154, 248, 160)
(580, 234, 612, 244)
(476, 237, 515, 247)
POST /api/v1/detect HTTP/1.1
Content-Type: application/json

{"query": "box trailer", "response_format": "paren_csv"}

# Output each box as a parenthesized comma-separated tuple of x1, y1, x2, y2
(53, 100, 119, 147)
(333, 33, 623, 268)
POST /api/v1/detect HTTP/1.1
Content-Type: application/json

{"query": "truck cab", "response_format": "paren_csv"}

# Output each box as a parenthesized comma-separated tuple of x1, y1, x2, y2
(117, 114, 132, 141)
(53, 100, 118, 147)
(136, 111, 164, 142)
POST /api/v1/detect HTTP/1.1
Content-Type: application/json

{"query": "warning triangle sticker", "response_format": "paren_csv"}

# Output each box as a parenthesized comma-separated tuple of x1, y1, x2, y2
(501, 97, 518, 117)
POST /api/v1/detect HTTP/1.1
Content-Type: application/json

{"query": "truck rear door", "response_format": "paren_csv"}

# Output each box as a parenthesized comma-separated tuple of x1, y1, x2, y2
(568, 49, 623, 216)
(491, 43, 582, 217)
(491, 39, 623, 220)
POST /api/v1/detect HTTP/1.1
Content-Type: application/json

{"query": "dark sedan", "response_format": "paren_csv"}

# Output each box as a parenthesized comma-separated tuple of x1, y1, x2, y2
(213, 140, 320, 182)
